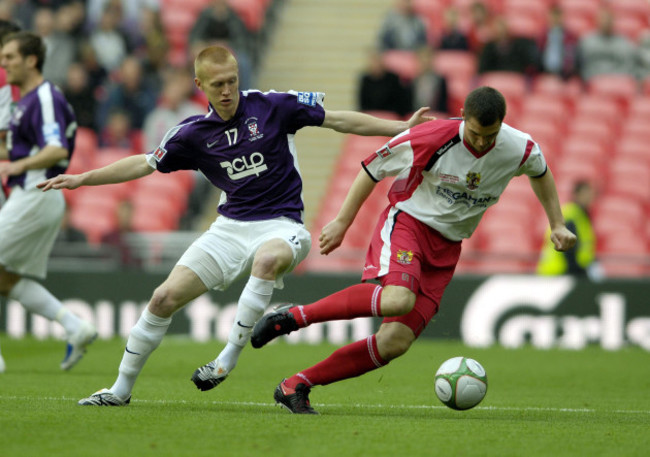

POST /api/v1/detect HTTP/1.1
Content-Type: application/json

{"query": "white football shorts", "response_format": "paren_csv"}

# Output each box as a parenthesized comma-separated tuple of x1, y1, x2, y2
(177, 215, 311, 291)
(0, 186, 65, 279)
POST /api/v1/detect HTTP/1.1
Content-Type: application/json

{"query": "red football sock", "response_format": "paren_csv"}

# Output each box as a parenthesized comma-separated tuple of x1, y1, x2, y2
(289, 283, 382, 327)
(285, 335, 388, 388)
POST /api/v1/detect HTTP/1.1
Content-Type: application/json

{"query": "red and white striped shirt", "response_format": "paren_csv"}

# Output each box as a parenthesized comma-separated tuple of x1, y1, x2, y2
(362, 119, 547, 241)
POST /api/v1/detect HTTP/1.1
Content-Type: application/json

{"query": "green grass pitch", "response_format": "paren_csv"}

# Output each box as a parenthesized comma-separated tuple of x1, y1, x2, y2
(1, 336, 648, 457)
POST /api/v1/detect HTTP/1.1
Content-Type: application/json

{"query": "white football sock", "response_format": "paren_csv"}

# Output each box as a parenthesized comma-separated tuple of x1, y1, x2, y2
(217, 276, 274, 372)
(110, 308, 171, 400)
(9, 279, 82, 336)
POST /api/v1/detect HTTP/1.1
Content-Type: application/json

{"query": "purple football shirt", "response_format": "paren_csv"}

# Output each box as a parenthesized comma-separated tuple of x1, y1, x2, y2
(148, 90, 326, 224)
(7, 81, 76, 189)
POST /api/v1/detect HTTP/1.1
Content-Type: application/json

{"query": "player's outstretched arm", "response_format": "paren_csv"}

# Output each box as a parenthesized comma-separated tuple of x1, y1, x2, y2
(321, 107, 434, 138)
(319, 169, 377, 255)
(529, 169, 577, 252)
(38, 154, 154, 191)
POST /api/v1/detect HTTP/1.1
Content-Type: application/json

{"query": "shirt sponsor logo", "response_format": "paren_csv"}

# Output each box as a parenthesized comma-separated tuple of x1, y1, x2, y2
(220, 152, 268, 180)
(466, 171, 481, 190)
(396, 249, 414, 265)
(296, 91, 317, 106)
(435, 186, 493, 207)
(437, 137, 457, 155)
(153, 146, 167, 161)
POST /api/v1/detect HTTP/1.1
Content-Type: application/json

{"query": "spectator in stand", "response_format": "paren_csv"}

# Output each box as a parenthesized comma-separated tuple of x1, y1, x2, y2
(636, 32, 650, 80)
(63, 62, 98, 131)
(539, 5, 579, 79)
(438, 7, 470, 51)
(378, 0, 428, 52)
(134, 6, 168, 95)
(78, 42, 109, 97)
(143, 67, 203, 153)
(407, 47, 449, 115)
(358, 48, 411, 117)
(33, 7, 77, 88)
(100, 200, 141, 268)
(89, 1, 130, 73)
(87, 0, 160, 51)
(467, 1, 494, 53)
(95, 55, 157, 133)
(538, 181, 600, 279)
(477, 16, 540, 75)
(189, 0, 255, 88)
(578, 9, 637, 81)
(99, 110, 136, 149)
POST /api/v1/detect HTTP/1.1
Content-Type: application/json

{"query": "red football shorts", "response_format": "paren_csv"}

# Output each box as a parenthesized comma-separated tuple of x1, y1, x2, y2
(362, 206, 461, 337)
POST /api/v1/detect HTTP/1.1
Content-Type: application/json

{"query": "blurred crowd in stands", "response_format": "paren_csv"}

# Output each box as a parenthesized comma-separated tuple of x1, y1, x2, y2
(358, 0, 650, 118)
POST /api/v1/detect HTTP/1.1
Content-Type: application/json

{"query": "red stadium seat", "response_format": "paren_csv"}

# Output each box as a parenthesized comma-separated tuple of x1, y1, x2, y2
(446, 76, 473, 117)
(615, 138, 650, 168)
(627, 96, 650, 120)
(381, 50, 419, 82)
(69, 205, 118, 244)
(610, 0, 650, 27)
(520, 95, 569, 124)
(593, 195, 645, 231)
(133, 173, 190, 214)
(606, 160, 650, 203)
(434, 50, 478, 81)
(72, 187, 122, 214)
(559, 0, 600, 32)
(563, 13, 597, 38)
(572, 95, 624, 130)
(160, 0, 207, 15)
(504, 10, 546, 40)
(567, 116, 616, 146)
(228, 0, 267, 32)
(476, 72, 528, 119)
(587, 74, 639, 112)
(130, 201, 180, 232)
(554, 156, 602, 186)
(614, 14, 647, 42)
(67, 128, 98, 175)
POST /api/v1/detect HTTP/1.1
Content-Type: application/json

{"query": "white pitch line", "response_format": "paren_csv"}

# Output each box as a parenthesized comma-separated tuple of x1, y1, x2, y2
(0, 395, 648, 415)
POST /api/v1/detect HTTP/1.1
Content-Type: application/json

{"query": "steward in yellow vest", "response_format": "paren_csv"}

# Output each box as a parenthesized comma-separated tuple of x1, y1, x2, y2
(537, 181, 596, 276)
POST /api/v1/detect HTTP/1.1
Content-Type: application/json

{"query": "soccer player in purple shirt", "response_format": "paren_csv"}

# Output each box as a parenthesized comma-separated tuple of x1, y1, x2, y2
(0, 32, 97, 374)
(39, 45, 432, 406)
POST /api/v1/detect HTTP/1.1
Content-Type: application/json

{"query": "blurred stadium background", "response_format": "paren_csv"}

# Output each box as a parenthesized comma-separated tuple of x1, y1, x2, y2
(1, 0, 649, 351)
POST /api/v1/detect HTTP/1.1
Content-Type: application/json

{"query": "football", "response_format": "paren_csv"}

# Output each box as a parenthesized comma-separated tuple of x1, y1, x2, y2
(434, 356, 488, 410)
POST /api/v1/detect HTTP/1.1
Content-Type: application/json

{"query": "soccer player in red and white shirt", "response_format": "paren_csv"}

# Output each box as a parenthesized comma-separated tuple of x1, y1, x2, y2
(251, 86, 577, 414)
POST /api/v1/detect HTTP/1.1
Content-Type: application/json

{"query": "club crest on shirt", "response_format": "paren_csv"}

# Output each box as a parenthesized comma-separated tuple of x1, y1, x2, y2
(246, 117, 264, 142)
(296, 91, 317, 106)
(153, 146, 167, 161)
(396, 249, 414, 265)
(376, 144, 392, 159)
(466, 171, 481, 190)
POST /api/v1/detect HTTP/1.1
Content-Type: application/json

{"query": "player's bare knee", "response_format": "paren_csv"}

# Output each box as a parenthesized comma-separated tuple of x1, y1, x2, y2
(251, 252, 280, 278)
(376, 327, 414, 361)
(149, 285, 180, 316)
(380, 286, 416, 316)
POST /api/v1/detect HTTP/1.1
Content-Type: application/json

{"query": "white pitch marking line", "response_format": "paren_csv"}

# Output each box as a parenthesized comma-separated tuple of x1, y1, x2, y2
(0, 395, 648, 415)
